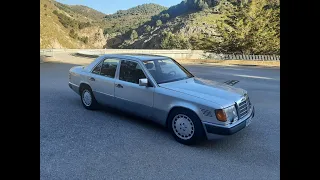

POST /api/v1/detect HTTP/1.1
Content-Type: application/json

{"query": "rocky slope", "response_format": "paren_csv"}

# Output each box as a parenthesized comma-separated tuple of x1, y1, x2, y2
(40, 0, 107, 48)
(119, 10, 222, 49)
(40, 0, 167, 49)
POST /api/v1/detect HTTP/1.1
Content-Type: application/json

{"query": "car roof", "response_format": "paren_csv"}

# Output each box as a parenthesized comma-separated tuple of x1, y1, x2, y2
(100, 54, 169, 61)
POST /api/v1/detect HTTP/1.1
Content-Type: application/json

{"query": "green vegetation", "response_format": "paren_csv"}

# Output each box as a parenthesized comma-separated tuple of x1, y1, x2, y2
(52, 10, 92, 30)
(53, 1, 105, 22)
(211, 0, 280, 54)
(130, 30, 138, 40)
(151, 0, 214, 24)
(69, 29, 89, 44)
(40, 0, 100, 48)
(144, 25, 151, 33)
(160, 31, 191, 49)
(69, 5, 106, 21)
(78, 22, 91, 29)
(69, 29, 78, 39)
(156, 20, 162, 26)
(102, 3, 167, 35)
(79, 36, 89, 44)
(53, 10, 77, 28)
(155, 0, 280, 54)
(41, 0, 280, 54)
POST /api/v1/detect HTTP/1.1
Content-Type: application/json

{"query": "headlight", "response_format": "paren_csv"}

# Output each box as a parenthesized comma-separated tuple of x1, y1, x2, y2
(215, 105, 238, 123)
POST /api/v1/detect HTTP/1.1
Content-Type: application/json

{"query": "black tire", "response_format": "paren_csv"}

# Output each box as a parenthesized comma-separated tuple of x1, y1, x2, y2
(80, 85, 98, 110)
(168, 108, 206, 145)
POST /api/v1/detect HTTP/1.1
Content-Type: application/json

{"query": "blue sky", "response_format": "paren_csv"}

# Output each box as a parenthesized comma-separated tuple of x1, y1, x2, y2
(56, 0, 183, 14)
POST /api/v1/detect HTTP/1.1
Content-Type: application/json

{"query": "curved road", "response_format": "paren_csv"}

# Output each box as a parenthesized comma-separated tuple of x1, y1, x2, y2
(40, 62, 280, 180)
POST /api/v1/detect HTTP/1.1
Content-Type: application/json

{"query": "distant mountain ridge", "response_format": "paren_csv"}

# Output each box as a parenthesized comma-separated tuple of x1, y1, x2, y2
(68, 5, 106, 21)
(40, 0, 279, 54)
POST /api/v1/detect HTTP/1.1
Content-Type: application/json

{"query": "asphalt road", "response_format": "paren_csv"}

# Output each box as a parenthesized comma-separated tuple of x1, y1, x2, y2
(40, 62, 280, 180)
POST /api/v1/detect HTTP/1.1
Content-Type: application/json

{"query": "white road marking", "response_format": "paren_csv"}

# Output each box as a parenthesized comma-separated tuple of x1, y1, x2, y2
(232, 74, 277, 80)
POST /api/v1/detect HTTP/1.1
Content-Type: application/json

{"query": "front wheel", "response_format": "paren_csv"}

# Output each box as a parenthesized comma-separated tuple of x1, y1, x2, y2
(80, 87, 98, 110)
(168, 109, 206, 145)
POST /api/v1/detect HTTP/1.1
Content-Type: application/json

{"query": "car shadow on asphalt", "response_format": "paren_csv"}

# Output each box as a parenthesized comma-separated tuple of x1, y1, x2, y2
(98, 104, 228, 147)
(100, 105, 165, 130)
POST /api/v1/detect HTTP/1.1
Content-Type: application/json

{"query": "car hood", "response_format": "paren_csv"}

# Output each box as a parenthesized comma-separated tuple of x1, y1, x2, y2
(159, 77, 247, 107)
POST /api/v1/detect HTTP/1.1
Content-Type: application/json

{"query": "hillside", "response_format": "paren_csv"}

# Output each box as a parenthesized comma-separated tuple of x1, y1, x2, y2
(41, 0, 81, 48)
(68, 5, 106, 21)
(116, 0, 280, 55)
(40, 0, 167, 49)
(112, 0, 236, 49)
(40, 0, 280, 54)
(101, 3, 167, 47)
(40, 0, 107, 48)
(118, 9, 223, 49)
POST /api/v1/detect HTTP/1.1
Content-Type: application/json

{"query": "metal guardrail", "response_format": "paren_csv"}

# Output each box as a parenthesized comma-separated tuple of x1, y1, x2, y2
(204, 53, 280, 61)
(222, 54, 280, 61)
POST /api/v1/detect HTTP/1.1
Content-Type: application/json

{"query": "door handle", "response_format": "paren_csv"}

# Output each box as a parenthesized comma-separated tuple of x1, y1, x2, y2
(89, 77, 95, 81)
(115, 84, 123, 88)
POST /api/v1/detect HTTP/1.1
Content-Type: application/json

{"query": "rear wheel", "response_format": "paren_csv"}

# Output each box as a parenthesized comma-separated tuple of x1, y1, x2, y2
(168, 108, 206, 145)
(80, 86, 98, 110)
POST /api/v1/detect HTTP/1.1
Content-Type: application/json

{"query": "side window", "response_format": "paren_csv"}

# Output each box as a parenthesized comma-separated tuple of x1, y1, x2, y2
(100, 59, 120, 78)
(119, 60, 146, 84)
(92, 62, 102, 75)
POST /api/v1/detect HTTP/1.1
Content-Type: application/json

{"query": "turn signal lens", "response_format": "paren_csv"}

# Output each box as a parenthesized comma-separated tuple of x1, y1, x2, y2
(215, 109, 227, 122)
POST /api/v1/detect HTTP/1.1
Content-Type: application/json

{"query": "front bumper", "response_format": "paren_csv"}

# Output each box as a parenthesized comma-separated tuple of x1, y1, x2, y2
(203, 106, 255, 136)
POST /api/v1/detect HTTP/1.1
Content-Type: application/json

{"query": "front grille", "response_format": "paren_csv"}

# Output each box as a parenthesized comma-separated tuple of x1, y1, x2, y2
(237, 97, 250, 119)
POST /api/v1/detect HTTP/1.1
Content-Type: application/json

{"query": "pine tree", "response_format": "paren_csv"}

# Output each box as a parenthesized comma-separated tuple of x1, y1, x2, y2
(213, 0, 280, 54)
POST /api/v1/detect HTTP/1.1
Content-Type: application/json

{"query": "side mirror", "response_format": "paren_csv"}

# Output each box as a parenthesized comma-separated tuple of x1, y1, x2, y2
(139, 78, 148, 87)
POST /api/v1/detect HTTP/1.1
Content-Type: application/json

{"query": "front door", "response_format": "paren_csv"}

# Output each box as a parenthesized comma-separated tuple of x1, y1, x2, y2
(114, 60, 154, 118)
(89, 58, 120, 106)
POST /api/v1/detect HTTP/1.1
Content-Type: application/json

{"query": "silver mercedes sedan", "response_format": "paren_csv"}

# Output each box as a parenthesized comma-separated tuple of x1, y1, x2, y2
(68, 54, 255, 145)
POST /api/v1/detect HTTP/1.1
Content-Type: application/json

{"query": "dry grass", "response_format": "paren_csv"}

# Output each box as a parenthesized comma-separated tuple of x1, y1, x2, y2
(41, 52, 95, 65)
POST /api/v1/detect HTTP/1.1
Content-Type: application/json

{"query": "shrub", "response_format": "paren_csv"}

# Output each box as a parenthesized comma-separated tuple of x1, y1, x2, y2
(130, 30, 138, 40)
(145, 25, 151, 33)
(156, 20, 162, 26)
(69, 29, 78, 39)
(160, 31, 191, 49)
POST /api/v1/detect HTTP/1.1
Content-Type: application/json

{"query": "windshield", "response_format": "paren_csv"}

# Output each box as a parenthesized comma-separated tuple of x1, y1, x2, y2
(143, 58, 194, 84)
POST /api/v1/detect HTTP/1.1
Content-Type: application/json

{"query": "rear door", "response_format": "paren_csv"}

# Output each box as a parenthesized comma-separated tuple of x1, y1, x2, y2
(114, 60, 154, 118)
(88, 58, 120, 106)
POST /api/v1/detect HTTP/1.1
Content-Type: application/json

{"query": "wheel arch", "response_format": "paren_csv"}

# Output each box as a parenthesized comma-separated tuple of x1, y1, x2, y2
(79, 82, 91, 94)
(165, 106, 200, 128)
